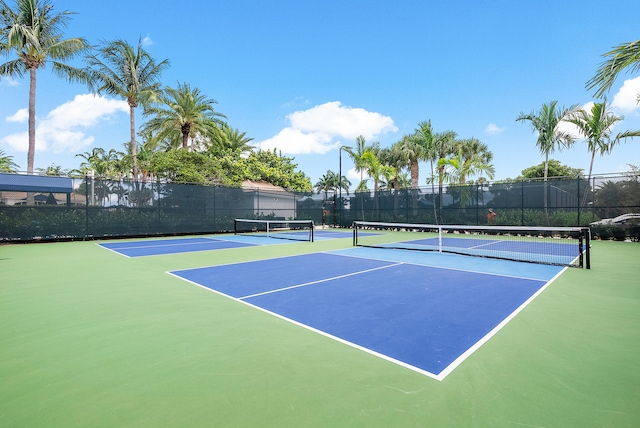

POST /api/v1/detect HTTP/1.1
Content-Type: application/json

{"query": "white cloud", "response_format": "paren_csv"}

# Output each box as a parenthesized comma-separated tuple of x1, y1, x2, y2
(6, 108, 28, 123)
(1, 94, 128, 153)
(256, 101, 398, 155)
(611, 76, 640, 113)
(281, 96, 309, 109)
(485, 123, 506, 135)
(346, 167, 361, 182)
(257, 128, 336, 155)
(0, 76, 19, 87)
(142, 34, 153, 46)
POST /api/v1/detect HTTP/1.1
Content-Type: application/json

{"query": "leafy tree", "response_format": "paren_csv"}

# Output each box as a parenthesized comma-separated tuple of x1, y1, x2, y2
(586, 39, 640, 99)
(520, 160, 583, 179)
(142, 82, 226, 151)
(0, 0, 90, 174)
(240, 149, 312, 192)
(149, 150, 226, 185)
(36, 163, 67, 176)
(516, 101, 577, 214)
(85, 38, 169, 177)
(214, 149, 312, 192)
(0, 149, 19, 172)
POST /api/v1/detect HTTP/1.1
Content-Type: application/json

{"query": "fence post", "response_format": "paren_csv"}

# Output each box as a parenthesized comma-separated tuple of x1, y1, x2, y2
(521, 179, 525, 226)
(84, 174, 89, 240)
(577, 175, 580, 225)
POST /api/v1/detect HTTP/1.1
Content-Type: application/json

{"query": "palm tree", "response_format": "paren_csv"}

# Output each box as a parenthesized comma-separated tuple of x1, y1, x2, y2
(427, 130, 457, 223)
(0, 0, 90, 174)
(85, 38, 169, 177)
(345, 135, 379, 191)
(219, 124, 254, 154)
(75, 147, 122, 177)
(314, 170, 350, 196)
(567, 100, 640, 209)
(142, 82, 226, 152)
(453, 138, 495, 185)
(36, 164, 67, 176)
(361, 150, 392, 216)
(377, 146, 402, 189)
(0, 149, 19, 172)
(436, 146, 495, 211)
(407, 121, 438, 189)
(586, 39, 640, 99)
(205, 123, 253, 156)
(516, 101, 577, 215)
(314, 170, 337, 197)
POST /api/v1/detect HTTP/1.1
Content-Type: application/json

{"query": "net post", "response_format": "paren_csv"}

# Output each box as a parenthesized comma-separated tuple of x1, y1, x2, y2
(353, 221, 360, 246)
(234, 218, 238, 235)
(438, 226, 443, 253)
(310, 220, 315, 242)
(579, 232, 584, 268)
(585, 227, 591, 269)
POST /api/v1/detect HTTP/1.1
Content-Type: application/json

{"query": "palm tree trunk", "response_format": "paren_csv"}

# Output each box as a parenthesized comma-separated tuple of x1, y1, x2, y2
(26, 67, 37, 205)
(410, 160, 419, 189)
(182, 132, 189, 149)
(27, 67, 37, 175)
(129, 104, 138, 178)
(543, 153, 549, 218)
(581, 152, 596, 214)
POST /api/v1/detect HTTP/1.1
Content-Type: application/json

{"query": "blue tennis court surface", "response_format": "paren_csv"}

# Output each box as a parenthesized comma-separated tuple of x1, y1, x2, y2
(100, 230, 362, 257)
(99, 237, 256, 257)
(169, 250, 564, 380)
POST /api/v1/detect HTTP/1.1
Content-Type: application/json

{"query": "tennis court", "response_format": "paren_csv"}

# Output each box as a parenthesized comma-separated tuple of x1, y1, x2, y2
(170, 250, 563, 380)
(99, 229, 360, 257)
(2, 227, 639, 427)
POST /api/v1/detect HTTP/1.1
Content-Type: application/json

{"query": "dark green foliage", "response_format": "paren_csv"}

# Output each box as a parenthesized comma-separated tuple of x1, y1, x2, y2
(218, 149, 313, 192)
(519, 160, 583, 179)
(149, 150, 230, 185)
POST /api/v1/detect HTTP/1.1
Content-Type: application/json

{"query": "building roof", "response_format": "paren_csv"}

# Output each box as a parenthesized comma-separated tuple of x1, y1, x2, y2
(0, 173, 73, 193)
(240, 180, 287, 191)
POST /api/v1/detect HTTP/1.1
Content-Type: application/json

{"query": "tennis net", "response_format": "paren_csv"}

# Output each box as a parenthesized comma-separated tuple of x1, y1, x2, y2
(353, 221, 590, 268)
(234, 219, 315, 242)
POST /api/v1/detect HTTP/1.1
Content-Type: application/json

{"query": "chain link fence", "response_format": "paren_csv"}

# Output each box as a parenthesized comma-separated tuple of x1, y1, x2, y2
(1, 172, 639, 241)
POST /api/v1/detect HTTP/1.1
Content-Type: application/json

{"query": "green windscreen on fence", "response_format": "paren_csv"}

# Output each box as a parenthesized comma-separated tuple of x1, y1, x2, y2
(1, 173, 638, 241)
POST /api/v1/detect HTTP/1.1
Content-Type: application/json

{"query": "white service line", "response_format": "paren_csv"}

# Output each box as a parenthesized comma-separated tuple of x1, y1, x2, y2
(239, 262, 404, 300)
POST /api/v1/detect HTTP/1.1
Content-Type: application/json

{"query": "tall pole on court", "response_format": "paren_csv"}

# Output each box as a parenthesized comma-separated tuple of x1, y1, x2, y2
(338, 145, 352, 228)
(339, 147, 342, 227)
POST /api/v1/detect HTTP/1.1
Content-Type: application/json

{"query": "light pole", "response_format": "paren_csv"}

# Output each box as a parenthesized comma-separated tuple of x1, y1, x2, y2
(338, 146, 351, 227)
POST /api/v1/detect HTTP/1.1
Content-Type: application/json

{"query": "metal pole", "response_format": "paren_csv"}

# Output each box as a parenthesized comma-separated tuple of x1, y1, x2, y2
(339, 148, 342, 227)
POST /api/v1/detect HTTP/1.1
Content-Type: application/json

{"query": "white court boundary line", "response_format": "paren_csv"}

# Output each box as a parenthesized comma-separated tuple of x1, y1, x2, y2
(436, 266, 568, 380)
(96, 237, 258, 258)
(166, 267, 442, 381)
(167, 251, 564, 381)
(238, 262, 403, 299)
(98, 237, 223, 250)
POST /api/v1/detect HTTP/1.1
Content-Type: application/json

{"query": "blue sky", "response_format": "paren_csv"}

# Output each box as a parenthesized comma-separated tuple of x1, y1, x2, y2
(1, 0, 640, 186)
